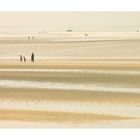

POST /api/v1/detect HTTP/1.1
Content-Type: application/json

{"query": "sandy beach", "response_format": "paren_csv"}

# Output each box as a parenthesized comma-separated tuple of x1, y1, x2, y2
(0, 32, 140, 127)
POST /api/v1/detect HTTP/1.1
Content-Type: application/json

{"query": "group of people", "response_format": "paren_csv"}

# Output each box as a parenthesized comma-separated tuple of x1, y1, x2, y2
(85, 33, 88, 37)
(20, 53, 35, 63)
(28, 36, 35, 40)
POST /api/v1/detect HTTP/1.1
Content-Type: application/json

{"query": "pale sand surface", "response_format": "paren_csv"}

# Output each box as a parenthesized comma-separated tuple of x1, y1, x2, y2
(0, 61, 140, 127)
(0, 33, 140, 127)
(0, 109, 127, 122)
(0, 109, 135, 128)
(0, 120, 140, 128)
(0, 33, 140, 58)
(0, 88, 140, 105)
(1, 33, 140, 59)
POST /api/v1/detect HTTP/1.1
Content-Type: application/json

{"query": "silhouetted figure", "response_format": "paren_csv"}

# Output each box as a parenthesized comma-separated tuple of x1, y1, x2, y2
(31, 53, 35, 62)
(23, 56, 26, 63)
(28, 36, 30, 40)
(85, 33, 88, 37)
(20, 55, 23, 62)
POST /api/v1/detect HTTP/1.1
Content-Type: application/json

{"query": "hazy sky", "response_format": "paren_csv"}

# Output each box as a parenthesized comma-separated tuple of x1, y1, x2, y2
(0, 12, 140, 33)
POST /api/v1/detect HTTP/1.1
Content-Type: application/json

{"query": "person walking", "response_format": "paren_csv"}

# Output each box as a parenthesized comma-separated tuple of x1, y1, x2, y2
(23, 56, 26, 63)
(31, 52, 35, 62)
(20, 55, 23, 62)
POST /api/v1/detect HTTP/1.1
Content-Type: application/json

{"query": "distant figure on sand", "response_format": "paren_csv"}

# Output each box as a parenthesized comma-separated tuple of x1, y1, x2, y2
(23, 56, 26, 63)
(20, 55, 23, 62)
(85, 33, 88, 37)
(31, 53, 35, 62)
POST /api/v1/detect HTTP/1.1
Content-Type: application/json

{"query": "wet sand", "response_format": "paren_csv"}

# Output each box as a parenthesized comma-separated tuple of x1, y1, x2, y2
(0, 60, 140, 127)
(0, 33, 140, 127)
(0, 109, 127, 122)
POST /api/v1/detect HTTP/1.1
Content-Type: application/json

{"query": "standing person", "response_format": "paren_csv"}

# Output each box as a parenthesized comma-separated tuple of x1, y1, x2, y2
(23, 56, 26, 63)
(31, 52, 35, 62)
(20, 55, 23, 62)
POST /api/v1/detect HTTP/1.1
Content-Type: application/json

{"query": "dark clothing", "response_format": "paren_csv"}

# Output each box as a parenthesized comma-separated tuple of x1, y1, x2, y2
(23, 56, 26, 62)
(31, 53, 34, 62)
(20, 55, 22, 62)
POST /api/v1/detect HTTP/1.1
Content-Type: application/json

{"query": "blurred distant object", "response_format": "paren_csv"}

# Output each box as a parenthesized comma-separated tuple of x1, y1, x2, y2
(66, 29, 73, 32)
(39, 31, 47, 34)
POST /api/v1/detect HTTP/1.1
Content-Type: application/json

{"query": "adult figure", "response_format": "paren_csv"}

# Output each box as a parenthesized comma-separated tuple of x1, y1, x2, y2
(20, 55, 23, 62)
(28, 36, 30, 40)
(31, 52, 35, 62)
(23, 56, 26, 63)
